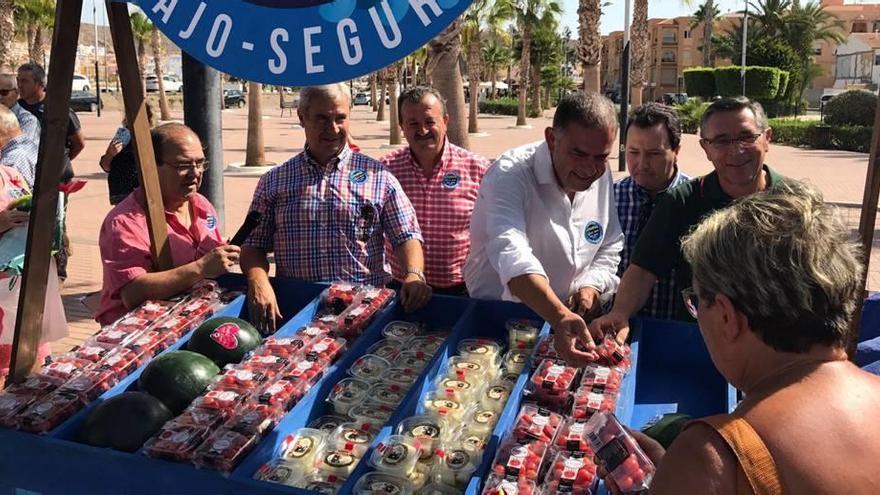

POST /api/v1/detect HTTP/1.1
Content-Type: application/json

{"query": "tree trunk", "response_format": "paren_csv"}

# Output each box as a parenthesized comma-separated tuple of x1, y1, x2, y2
(516, 24, 532, 126)
(138, 40, 147, 95)
(26, 24, 36, 62)
(410, 56, 417, 88)
(583, 65, 601, 93)
(631, 84, 643, 106)
(490, 71, 497, 100)
(370, 73, 378, 111)
(388, 64, 402, 145)
(0, 0, 14, 71)
(151, 26, 171, 120)
(33, 25, 45, 67)
(528, 63, 541, 118)
(377, 75, 387, 121)
(467, 36, 481, 134)
(246, 81, 267, 167)
(543, 83, 552, 109)
(428, 20, 469, 148)
(703, 0, 714, 67)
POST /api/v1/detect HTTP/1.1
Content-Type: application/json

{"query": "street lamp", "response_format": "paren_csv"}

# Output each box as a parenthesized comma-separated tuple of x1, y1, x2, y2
(93, 0, 101, 116)
(741, 0, 748, 96)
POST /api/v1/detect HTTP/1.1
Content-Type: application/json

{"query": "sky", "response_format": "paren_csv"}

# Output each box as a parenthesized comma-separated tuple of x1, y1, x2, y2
(76, 0, 863, 36)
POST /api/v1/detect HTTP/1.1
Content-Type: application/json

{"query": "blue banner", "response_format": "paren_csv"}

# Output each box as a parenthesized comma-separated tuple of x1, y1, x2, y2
(131, 0, 471, 85)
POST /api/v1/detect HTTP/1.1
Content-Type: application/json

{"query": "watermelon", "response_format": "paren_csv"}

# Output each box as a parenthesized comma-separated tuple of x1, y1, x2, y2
(187, 317, 262, 367)
(138, 350, 220, 414)
(80, 392, 172, 452)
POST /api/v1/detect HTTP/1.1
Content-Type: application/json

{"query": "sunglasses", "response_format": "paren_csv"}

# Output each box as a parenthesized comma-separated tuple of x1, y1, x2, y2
(0, 88, 16, 96)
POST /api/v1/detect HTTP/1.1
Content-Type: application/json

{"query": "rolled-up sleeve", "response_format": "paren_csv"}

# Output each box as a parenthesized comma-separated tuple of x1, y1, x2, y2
(380, 172, 422, 248)
(243, 171, 276, 252)
(483, 164, 547, 286)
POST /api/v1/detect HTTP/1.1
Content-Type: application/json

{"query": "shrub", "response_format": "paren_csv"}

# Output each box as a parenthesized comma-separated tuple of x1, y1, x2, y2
(777, 71, 789, 97)
(714, 66, 782, 99)
(674, 99, 710, 134)
(767, 118, 815, 147)
(824, 90, 876, 127)
(683, 68, 715, 99)
(831, 125, 873, 153)
(479, 97, 519, 116)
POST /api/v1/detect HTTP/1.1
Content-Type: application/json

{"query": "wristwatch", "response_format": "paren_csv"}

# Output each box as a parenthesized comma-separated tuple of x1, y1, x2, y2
(405, 268, 426, 283)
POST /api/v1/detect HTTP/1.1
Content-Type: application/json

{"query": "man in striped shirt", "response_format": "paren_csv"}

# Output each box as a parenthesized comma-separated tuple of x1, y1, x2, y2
(614, 103, 689, 319)
(241, 84, 432, 333)
(381, 87, 490, 296)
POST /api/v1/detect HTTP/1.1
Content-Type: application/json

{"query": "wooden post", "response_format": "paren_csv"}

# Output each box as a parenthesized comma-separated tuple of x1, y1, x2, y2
(852, 93, 880, 358)
(7, 0, 84, 383)
(107, 0, 172, 272)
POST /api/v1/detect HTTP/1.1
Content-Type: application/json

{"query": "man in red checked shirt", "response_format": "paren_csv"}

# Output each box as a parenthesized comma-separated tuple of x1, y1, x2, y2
(380, 86, 490, 296)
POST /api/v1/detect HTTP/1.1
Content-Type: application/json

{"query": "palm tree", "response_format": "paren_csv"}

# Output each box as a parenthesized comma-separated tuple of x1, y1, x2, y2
(577, 0, 601, 93)
(687, 1, 721, 65)
(482, 41, 510, 100)
(427, 20, 469, 147)
(513, 0, 561, 125)
(387, 62, 402, 145)
(462, 0, 512, 134)
(629, 0, 648, 105)
(370, 72, 378, 112)
(13, 0, 49, 62)
(246, 82, 270, 167)
(376, 69, 387, 121)
(30, 0, 52, 67)
(0, 0, 13, 70)
(150, 25, 171, 120)
(129, 12, 152, 93)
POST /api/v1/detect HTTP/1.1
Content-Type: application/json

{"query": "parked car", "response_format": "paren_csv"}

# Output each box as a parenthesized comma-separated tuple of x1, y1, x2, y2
(145, 75, 183, 93)
(223, 89, 245, 108)
(70, 91, 102, 112)
(353, 92, 371, 106)
(71, 74, 90, 92)
(662, 93, 689, 105)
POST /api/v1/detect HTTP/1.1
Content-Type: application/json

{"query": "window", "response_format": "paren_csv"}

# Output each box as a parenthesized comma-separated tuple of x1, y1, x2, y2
(683, 51, 692, 66)
(661, 50, 676, 63)
(814, 47, 822, 56)
(661, 68, 677, 85)
(853, 22, 868, 33)
(684, 30, 691, 39)
(873, 21, 880, 32)
(662, 30, 676, 44)
(875, 53, 880, 66)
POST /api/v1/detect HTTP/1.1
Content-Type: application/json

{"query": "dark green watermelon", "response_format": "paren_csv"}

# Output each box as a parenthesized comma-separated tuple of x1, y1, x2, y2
(138, 350, 220, 414)
(80, 392, 172, 452)
(186, 317, 262, 367)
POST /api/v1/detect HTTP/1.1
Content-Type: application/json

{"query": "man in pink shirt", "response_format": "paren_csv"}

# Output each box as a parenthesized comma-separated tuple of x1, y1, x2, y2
(380, 86, 489, 295)
(96, 124, 240, 325)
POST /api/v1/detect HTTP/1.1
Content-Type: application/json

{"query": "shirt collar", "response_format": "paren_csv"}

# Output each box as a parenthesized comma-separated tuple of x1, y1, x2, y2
(632, 166, 686, 197)
(304, 143, 352, 172)
(534, 141, 557, 186)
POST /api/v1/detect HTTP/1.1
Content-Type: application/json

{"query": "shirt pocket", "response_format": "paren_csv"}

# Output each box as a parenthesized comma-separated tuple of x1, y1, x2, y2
(334, 201, 380, 247)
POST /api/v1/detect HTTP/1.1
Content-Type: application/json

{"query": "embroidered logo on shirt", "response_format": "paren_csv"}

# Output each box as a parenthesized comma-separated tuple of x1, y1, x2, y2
(206, 215, 217, 230)
(349, 169, 368, 184)
(441, 171, 461, 189)
(585, 221, 604, 244)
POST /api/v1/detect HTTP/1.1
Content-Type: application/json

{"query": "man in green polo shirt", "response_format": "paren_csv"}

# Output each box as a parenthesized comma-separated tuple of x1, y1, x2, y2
(588, 96, 786, 349)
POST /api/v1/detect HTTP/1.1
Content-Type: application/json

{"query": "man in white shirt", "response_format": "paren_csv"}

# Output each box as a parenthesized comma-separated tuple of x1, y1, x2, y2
(465, 91, 624, 366)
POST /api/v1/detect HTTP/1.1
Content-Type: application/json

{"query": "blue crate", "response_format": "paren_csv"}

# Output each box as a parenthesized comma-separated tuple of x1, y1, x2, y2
(627, 318, 737, 430)
(0, 277, 328, 495)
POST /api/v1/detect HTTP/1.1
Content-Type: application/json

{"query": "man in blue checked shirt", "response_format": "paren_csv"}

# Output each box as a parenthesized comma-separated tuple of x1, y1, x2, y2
(614, 103, 689, 319)
(241, 83, 432, 333)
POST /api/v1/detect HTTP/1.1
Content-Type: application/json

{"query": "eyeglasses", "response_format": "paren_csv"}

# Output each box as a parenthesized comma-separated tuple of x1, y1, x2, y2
(0, 88, 16, 96)
(681, 287, 701, 319)
(164, 159, 209, 173)
(701, 133, 764, 150)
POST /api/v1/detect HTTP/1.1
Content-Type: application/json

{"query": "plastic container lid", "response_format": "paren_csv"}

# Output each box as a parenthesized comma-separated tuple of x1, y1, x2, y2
(327, 378, 371, 416)
(368, 382, 408, 408)
(369, 435, 421, 476)
(417, 483, 460, 495)
(445, 356, 488, 382)
(408, 335, 445, 357)
(506, 318, 542, 350)
(330, 422, 376, 457)
(434, 375, 480, 403)
(503, 349, 530, 375)
(381, 367, 420, 390)
(457, 338, 502, 366)
(396, 415, 443, 460)
(308, 414, 351, 434)
(315, 444, 362, 478)
(382, 321, 424, 342)
(253, 458, 302, 486)
(432, 442, 479, 488)
(349, 403, 395, 429)
(481, 381, 514, 413)
(349, 354, 392, 383)
(367, 339, 403, 361)
(279, 427, 327, 469)
(353, 472, 414, 495)
(422, 392, 465, 423)
(395, 351, 433, 371)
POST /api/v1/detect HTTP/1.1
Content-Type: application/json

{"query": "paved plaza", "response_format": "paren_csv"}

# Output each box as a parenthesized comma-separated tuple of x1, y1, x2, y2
(52, 103, 880, 353)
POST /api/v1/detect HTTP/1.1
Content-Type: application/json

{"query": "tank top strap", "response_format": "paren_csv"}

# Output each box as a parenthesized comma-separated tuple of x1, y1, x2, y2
(685, 415, 783, 495)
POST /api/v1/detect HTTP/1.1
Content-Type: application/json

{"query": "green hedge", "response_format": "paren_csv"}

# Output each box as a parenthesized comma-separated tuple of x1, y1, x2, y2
(824, 90, 876, 127)
(768, 118, 872, 152)
(714, 66, 783, 99)
(777, 71, 789, 97)
(683, 68, 715, 99)
(479, 98, 519, 115)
